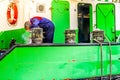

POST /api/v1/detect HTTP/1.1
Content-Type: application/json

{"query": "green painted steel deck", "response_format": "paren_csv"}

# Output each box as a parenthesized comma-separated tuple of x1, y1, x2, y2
(0, 43, 120, 80)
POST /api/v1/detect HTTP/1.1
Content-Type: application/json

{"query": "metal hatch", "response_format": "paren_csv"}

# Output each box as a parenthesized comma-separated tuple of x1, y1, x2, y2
(52, 0, 70, 43)
(96, 3, 116, 42)
(77, 3, 92, 43)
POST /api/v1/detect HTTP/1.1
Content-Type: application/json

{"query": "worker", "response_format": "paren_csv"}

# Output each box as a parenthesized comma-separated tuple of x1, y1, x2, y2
(22, 21, 32, 44)
(24, 16, 55, 43)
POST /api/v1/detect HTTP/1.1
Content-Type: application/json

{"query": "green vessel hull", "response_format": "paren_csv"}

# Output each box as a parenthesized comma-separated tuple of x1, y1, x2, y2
(0, 43, 120, 80)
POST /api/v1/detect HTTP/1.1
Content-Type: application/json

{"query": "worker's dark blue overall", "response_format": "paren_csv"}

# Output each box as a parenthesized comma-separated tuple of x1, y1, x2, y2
(30, 16, 55, 43)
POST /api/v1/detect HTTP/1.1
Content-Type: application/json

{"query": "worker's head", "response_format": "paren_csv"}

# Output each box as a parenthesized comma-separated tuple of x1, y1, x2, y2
(24, 21, 31, 31)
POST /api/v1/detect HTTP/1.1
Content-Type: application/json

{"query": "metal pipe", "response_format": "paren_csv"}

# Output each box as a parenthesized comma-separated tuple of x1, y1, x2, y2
(93, 39, 103, 80)
(104, 35, 112, 80)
